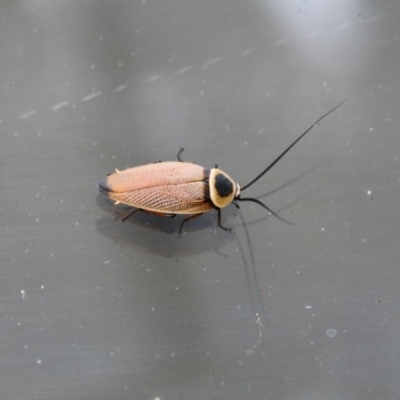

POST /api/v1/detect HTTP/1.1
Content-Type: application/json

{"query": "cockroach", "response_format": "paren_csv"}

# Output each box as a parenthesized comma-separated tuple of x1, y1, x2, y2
(99, 101, 344, 234)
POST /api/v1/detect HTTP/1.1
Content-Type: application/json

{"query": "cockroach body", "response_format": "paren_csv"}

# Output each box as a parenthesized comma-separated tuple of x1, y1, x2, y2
(99, 101, 344, 234)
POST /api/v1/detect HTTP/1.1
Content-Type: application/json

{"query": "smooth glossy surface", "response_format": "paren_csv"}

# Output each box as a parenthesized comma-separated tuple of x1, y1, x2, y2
(2, 1, 399, 399)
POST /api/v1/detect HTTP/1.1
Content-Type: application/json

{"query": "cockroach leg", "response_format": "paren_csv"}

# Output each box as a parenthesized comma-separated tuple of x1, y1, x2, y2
(232, 201, 240, 209)
(122, 209, 140, 222)
(122, 209, 177, 222)
(178, 213, 203, 235)
(217, 208, 231, 232)
(177, 148, 185, 162)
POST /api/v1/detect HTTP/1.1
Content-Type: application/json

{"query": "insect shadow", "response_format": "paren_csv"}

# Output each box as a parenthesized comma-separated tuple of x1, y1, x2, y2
(95, 192, 239, 257)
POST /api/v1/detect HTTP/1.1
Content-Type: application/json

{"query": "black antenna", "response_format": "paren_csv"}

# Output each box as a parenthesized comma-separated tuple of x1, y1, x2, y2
(241, 100, 345, 191)
(238, 197, 294, 225)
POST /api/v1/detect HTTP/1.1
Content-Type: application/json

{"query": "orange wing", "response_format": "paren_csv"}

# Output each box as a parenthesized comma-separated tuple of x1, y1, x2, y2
(99, 162, 214, 214)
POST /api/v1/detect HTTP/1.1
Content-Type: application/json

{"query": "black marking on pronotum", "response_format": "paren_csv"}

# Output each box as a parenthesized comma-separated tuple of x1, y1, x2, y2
(215, 174, 233, 198)
(98, 100, 345, 234)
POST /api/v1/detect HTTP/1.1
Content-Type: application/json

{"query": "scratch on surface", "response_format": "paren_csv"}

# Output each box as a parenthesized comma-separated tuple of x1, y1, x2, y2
(363, 14, 385, 23)
(273, 38, 289, 47)
(246, 314, 264, 355)
(19, 110, 37, 119)
(114, 84, 128, 92)
(202, 56, 225, 70)
(146, 75, 161, 83)
(177, 65, 193, 74)
(51, 101, 69, 111)
(82, 92, 102, 102)
(240, 48, 255, 57)
(338, 14, 385, 30)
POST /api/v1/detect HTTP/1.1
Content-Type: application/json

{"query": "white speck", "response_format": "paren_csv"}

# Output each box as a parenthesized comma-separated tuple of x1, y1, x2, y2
(51, 101, 69, 111)
(117, 61, 124, 67)
(37, 358, 42, 364)
(326, 328, 337, 338)
(367, 190, 372, 196)
(146, 75, 161, 83)
(305, 305, 312, 309)
(91, 64, 96, 69)
(21, 290, 26, 299)
(273, 38, 288, 47)
(202, 56, 225, 70)
(177, 65, 193, 74)
(82, 91, 102, 102)
(41, 285, 44, 289)
(362, 238, 367, 243)
(369, 127, 374, 132)
(114, 84, 128, 92)
(19, 110, 37, 119)
(321, 227, 325, 231)
(104, 260, 110, 264)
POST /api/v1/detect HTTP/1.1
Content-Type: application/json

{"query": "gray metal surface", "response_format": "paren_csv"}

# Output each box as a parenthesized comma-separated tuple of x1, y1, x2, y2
(1, 1, 399, 399)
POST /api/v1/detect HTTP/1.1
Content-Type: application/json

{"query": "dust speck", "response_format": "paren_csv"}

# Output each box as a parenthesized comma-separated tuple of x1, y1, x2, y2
(326, 328, 337, 338)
